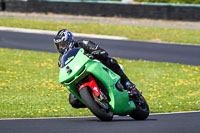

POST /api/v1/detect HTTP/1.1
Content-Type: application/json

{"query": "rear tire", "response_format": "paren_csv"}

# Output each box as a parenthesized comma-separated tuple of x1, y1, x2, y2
(79, 86, 113, 121)
(129, 95, 149, 120)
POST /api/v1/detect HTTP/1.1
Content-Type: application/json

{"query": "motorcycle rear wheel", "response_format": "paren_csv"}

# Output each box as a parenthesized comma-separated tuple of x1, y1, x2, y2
(129, 95, 149, 120)
(79, 86, 113, 121)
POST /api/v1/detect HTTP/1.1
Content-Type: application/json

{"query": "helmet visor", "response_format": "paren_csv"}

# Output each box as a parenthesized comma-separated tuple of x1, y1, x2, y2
(58, 41, 68, 49)
(54, 41, 69, 54)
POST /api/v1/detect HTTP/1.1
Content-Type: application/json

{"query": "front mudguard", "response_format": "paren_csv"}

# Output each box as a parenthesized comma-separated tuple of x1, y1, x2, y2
(78, 75, 101, 97)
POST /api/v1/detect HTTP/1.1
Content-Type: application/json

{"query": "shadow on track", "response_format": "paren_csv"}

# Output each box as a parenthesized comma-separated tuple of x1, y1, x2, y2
(86, 117, 157, 122)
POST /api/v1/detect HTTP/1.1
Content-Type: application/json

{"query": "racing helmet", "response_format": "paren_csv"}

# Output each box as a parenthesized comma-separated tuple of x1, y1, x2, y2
(53, 29, 75, 54)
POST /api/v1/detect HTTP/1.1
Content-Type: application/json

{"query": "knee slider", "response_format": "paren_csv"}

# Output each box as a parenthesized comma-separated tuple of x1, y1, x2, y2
(69, 93, 86, 108)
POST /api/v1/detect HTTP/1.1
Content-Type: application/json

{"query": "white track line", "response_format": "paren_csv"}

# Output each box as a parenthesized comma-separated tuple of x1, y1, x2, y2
(150, 110, 200, 116)
(0, 27, 199, 46)
(1, 27, 199, 46)
(0, 27, 128, 40)
(0, 116, 95, 121)
(0, 111, 199, 121)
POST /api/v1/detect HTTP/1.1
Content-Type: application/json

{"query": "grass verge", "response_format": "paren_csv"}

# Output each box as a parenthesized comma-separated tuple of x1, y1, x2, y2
(0, 18, 200, 45)
(0, 48, 199, 118)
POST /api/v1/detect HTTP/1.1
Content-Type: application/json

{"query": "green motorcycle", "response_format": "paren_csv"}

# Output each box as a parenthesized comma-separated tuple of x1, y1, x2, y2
(59, 48, 149, 121)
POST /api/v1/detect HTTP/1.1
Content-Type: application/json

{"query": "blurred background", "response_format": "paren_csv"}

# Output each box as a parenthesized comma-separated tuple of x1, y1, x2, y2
(1, 0, 200, 21)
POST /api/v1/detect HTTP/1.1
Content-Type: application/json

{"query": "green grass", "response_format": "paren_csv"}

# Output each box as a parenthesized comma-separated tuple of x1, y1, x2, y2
(0, 48, 200, 118)
(0, 18, 200, 45)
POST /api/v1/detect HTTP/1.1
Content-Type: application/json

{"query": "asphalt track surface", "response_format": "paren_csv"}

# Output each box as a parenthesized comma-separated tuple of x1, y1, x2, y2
(0, 30, 200, 66)
(0, 112, 200, 133)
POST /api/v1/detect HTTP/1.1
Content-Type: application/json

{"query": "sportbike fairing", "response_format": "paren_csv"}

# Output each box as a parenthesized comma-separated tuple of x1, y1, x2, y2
(61, 48, 80, 68)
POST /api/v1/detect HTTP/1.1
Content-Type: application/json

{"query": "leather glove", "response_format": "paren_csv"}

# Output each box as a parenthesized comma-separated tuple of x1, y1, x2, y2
(85, 53, 94, 59)
(91, 51, 108, 59)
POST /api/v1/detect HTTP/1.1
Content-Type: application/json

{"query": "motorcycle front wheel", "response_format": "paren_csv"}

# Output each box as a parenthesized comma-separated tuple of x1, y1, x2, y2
(79, 86, 113, 121)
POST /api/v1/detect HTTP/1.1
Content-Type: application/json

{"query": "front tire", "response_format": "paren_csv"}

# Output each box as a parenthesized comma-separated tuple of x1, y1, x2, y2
(79, 86, 113, 121)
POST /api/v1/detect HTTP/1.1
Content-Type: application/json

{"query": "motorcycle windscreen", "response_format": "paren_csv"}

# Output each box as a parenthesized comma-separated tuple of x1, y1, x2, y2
(61, 48, 80, 68)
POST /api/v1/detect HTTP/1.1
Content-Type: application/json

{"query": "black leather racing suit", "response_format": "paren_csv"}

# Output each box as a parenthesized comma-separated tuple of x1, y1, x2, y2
(58, 40, 130, 108)
(58, 39, 130, 85)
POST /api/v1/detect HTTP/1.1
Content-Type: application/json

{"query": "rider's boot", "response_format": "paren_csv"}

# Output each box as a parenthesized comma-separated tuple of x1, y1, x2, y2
(125, 81, 141, 99)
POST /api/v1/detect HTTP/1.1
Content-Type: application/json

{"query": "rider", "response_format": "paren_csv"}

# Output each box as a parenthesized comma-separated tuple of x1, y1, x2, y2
(54, 29, 140, 108)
